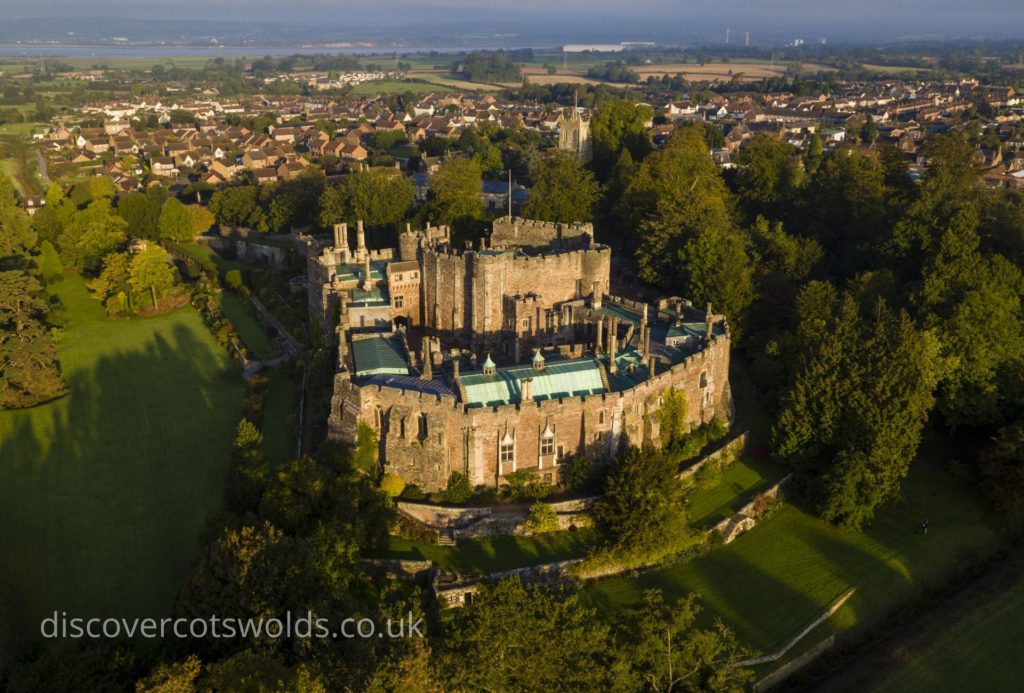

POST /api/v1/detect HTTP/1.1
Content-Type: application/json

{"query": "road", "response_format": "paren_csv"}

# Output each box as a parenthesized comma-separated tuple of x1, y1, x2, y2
(35, 147, 50, 187)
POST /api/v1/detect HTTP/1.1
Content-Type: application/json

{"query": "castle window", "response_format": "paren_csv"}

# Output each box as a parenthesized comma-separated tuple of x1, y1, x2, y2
(394, 273, 402, 281)
(700, 371, 708, 388)
(393, 294, 404, 309)
(500, 442, 515, 463)
(598, 410, 606, 425)
(418, 412, 428, 441)
(541, 434, 554, 456)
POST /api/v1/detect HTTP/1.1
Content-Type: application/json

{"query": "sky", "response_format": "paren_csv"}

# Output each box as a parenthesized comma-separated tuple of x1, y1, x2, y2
(4, 0, 1024, 41)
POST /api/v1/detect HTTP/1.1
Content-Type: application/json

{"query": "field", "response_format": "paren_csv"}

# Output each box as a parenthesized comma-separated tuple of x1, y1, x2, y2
(0, 274, 243, 640)
(586, 452, 998, 656)
(522, 61, 834, 86)
(686, 454, 789, 527)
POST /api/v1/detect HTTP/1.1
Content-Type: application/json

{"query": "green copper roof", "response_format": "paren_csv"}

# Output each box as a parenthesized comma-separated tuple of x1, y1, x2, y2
(460, 357, 606, 408)
(482, 354, 496, 369)
(532, 349, 545, 364)
(598, 302, 643, 326)
(351, 335, 410, 377)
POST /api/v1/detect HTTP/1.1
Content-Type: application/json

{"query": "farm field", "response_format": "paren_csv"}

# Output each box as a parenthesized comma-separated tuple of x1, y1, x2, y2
(0, 274, 243, 641)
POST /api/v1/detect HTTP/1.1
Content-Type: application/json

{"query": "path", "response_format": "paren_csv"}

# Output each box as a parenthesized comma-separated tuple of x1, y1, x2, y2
(35, 147, 49, 187)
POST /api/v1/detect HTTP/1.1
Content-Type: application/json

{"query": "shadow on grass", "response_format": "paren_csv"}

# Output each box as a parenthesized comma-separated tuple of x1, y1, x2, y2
(0, 320, 243, 649)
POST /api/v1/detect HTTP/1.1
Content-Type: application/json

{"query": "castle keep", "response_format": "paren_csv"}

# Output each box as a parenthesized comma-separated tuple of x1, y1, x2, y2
(309, 217, 732, 492)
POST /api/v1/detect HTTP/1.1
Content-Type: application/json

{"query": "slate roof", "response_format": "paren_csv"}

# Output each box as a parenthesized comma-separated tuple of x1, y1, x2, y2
(459, 356, 606, 408)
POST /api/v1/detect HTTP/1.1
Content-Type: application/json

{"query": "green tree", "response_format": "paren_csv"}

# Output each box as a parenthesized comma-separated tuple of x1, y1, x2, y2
(319, 171, 414, 235)
(36, 240, 63, 285)
(614, 590, 754, 692)
(524, 501, 559, 534)
(188, 204, 215, 236)
(157, 198, 194, 242)
(523, 151, 600, 223)
(423, 157, 485, 245)
(594, 448, 689, 560)
(735, 134, 802, 222)
(658, 387, 689, 448)
(89, 252, 132, 313)
(981, 421, 1024, 523)
(0, 271, 67, 408)
(436, 579, 612, 691)
(773, 288, 944, 527)
(59, 199, 128, 273)
(129, 246, 177, 311)
(590, 100, 654, 180)
(117, 191, 162, 240)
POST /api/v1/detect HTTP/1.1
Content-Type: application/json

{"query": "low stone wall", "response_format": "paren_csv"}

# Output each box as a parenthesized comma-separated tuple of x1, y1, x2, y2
(754, 636, 836, 692)
(678, 431, 749, 480)
(396, 501, 492, 529)
(713, 474, 791, 544)
(208, 237, 287, 269)
(358, 558, 433, 580)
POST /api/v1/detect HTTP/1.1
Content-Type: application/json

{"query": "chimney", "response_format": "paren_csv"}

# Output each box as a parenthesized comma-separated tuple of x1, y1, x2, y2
(361, 254, 373, 291)
(595, 317, 604, 353)
(356, 219, 366, 257)
(705, 303, 714, 345)
(333, 222, 347, 249)
(648, 354, 656, 378)
(520, 377, 533, 402)
(452, 357, 460, 381)
(608, 318, 618, 373)
(420, 337, 433, 380)
(592, 281, 602, 309)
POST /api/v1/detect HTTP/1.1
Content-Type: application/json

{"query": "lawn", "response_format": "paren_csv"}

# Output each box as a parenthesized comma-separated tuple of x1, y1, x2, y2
(217, 289, 274, 359)
(171, 241, 243, 278)
(686, 454, 789, 527)
(375, 530, 599, 574)
(587, 455, 998, 654)
(262, 366, 297, 466)
(871, 576, 1024, 692)
(0, 274, 243, 641)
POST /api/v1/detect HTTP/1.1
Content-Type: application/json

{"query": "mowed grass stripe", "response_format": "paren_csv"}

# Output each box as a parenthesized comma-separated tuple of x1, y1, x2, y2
(0, 274, 243, 637)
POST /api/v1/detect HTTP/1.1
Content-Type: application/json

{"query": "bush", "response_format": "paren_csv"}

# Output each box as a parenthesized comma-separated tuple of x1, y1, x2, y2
(437, 472, 473, 504)
(225, 269, 249, 297)
(524, 501, 559, 534)
(400, 484, 426, 501)
(501, 470, 552, 502)
(380, 472, 405, 498)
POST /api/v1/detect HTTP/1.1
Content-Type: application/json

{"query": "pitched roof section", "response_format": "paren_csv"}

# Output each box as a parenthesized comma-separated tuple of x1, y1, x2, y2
(459, 356, 606, 408)
(351, 335, 410, 377)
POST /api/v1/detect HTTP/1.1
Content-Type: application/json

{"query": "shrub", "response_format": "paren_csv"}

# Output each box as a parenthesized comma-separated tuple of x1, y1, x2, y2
(380, 472, 406, 498)
(524, 501, 559, 534)
(400, 484, 426, 501)
(438, 472, 473, 504)
(502, 470, 552, 502)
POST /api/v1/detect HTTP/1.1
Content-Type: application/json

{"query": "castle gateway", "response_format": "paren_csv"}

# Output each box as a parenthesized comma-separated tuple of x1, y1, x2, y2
(309, 216, 732, 492)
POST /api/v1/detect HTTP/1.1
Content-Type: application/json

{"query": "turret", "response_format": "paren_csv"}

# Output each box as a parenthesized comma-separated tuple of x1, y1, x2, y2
(483, 353, 496, 376)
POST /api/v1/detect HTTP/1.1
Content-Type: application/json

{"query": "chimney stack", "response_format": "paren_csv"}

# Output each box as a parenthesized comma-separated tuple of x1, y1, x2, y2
(356, 219, 366, 257)
(520, 377, 533, 402)
(595, 317, 604, 353)
(705, 303, 714, 345)
(333, 222, 347, 249)
(592, 281, 602, 309)
(362, 254, 373, 291)
(648, 354, 656, 377)
(420, 337, 433, 380)
(452, 357, 460, 380)
(608, 318, 618, 373)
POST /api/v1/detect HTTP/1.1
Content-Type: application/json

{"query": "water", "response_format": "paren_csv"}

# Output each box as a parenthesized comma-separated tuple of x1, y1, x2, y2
(0, 44, 529, 58)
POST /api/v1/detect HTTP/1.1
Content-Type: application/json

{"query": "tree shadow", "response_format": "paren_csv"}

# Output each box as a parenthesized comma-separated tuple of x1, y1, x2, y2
(0, 315, 243, 650)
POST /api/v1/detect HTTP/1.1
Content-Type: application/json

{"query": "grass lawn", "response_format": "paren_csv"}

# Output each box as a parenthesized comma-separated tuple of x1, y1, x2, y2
(262, 366, 297, 467)
(686, 454, 789, 527)
(586, 455, 998, 654)
(217, 290, 274, 359)
(374, 529, 599, 574)
(172, 241, 244, 278)
(0, 274, 243, 640)
(871, 578, 1024, 692)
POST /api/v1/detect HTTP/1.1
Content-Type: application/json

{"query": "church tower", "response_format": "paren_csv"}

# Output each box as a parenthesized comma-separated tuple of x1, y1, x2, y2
(557, 92, 593, 163)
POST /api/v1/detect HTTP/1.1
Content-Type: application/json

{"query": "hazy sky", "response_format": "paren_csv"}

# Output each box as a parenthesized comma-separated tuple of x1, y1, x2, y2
(5, 0, 1024, 39)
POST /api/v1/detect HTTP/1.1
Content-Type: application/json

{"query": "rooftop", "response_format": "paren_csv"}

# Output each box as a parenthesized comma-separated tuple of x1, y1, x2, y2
(459, 356, 606, 408)
(351, 334, 409, 377)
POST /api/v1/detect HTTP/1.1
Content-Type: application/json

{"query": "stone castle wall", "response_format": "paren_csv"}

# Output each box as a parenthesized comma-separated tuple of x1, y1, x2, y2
(421, 245, 611, 346)
(328, 329, 731, 492)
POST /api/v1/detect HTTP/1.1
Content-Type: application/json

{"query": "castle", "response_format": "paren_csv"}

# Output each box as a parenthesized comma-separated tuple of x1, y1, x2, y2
(309, 217, 732, 492)
(557, 100, 592, 163)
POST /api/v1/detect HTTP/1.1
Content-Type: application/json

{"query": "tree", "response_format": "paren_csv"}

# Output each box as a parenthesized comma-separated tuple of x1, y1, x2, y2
(319, 171, 414, 235)
(735, 134, 802, 222)
(594, 448, 689, 561)
(58, 199, 128, 273)
(0, 271, 67, 408)
(523, 151, 600, 223)
(524, 501, 559, 534)
(0, 173, 37, 267)
(624, 126, 754, 326)
(135, 656, 202, 693)
(658, 387, 689, 448)
(188, 204, 215, 237)
(981, 421, 1024, 523)
(129, 246, 177, 311)
(772, 289, 944, 527)
(117, 191, 162, 240)
(209, 185, 266, 230)
(89, 252, 132, 313)
(380, 472, 405, 498)
(423, 157, 484, 244)
(615, 590, 754, 692)
(590, 100, 654, 181)
(437, 471, 473, 504)
(157, 198, 194, 242)
(36, 240, 63, 285)
(436, 579, 612, 691)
